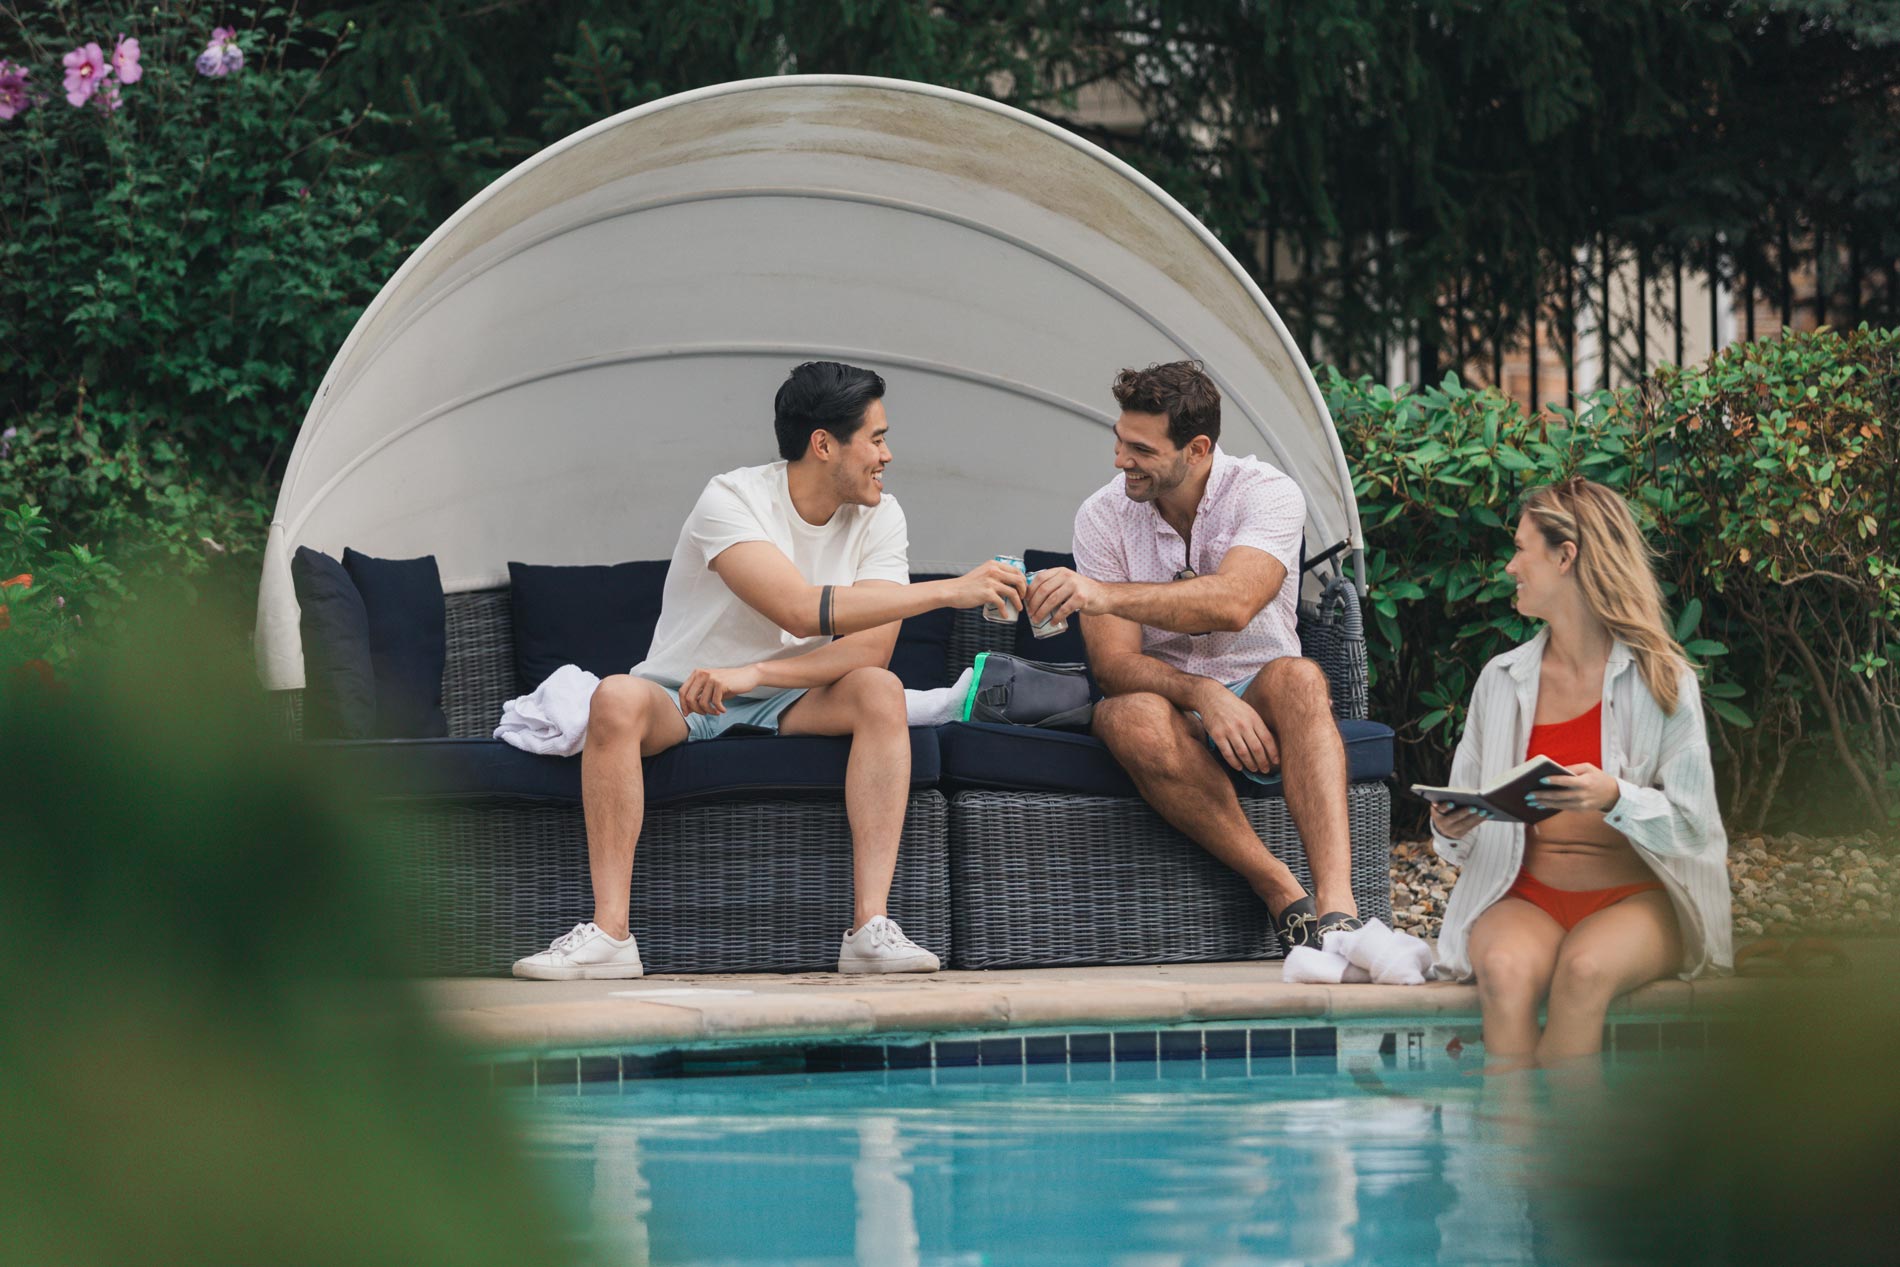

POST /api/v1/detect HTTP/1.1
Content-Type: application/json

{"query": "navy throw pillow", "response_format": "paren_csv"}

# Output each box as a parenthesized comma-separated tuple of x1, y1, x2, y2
(1017, 548, 1091, 665)
(508, 559, 670, 693)
(888, 573, 955, 690)
(290, 546, 377, 740)
(341, 548, 448, 738)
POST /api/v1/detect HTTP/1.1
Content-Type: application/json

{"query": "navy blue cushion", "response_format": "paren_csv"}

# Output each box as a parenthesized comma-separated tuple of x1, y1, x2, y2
(307, 727, 943, 808)
(290, 546, 377, 740)
(1018, 548, 1091, 666)
(939, 717, 1394, 798)
(889, 573, 955, 690)
(341, 548, 448, 738)
(508, 559, 669, 692)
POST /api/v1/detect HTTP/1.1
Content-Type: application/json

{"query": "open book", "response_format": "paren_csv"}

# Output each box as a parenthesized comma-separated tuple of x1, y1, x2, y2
(1409, 755, 1573, 825)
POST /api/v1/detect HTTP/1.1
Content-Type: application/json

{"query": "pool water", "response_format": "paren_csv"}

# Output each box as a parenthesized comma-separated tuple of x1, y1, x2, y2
(518, 1030, 1678, 1266)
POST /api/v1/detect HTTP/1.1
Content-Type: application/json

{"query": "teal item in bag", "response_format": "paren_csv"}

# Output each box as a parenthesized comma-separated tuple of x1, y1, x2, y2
(959, 652, 1095, 729)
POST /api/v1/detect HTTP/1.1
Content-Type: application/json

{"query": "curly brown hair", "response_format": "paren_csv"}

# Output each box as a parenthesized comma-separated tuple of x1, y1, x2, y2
(1111, 360, 1221, 449)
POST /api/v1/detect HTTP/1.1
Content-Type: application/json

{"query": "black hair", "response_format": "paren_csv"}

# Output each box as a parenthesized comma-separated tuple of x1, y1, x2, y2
(773, 361, 887, 461)
(1111, 360, 1221, 449)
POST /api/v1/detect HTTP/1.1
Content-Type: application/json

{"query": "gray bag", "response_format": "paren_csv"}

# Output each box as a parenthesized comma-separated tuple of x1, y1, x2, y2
(959, 652, 1095, 729)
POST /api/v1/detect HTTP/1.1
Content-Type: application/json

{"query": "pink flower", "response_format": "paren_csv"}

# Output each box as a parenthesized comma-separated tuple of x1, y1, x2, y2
(111, 36, 142, 85)
(62, 42, 106, 108)
(196, 27, 244, 78)
(0, 60, 29, 122)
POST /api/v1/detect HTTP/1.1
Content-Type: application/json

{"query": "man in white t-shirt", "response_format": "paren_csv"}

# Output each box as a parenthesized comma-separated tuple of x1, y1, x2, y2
(1026, 361, 1360, 956)
(513, 361, 1027, 980)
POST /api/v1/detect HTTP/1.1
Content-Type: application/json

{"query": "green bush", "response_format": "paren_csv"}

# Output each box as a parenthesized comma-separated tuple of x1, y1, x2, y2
(1, 1, 411, 674)
(1331, 325, 1900, 834)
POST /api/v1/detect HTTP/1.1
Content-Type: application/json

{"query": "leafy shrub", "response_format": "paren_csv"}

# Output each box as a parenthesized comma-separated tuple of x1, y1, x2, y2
(1, 1, 408, 478)
(1, 1, 410, 674)
(1331, 325, 1900, 834)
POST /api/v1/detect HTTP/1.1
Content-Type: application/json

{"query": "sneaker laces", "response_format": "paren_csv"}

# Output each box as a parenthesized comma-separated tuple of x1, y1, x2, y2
(547, 922, 598, 956)
(863, 917, 912, 951)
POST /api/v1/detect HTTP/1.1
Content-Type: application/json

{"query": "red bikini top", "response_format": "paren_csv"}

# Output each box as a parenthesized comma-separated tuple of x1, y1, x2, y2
(1526, 701, 1601, 770)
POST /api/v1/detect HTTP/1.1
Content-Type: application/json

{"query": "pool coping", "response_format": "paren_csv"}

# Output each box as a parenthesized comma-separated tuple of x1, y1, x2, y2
(420, 954, 1828, 1058)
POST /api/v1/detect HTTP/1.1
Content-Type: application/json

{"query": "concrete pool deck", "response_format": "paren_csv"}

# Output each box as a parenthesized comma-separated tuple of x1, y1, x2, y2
(424, 938, 1900, 1053)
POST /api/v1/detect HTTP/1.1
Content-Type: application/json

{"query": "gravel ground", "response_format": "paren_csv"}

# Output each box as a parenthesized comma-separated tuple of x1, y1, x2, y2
(1387, 831, 1899, 942)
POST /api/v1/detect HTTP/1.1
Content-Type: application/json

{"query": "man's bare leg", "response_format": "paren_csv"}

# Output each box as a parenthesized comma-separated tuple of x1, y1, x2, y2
(1242, 658, 1357, 918)
(1092, 691, 1308, 914)
(583, 675, 688, 939)
(778, 666, 911, 928)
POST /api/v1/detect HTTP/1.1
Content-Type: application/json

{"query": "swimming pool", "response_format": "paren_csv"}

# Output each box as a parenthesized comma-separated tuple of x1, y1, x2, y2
(513, 1020, 1709, 1265)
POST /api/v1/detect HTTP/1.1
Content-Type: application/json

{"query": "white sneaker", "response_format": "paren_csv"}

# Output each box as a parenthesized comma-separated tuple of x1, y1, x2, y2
(512, 922, 645, 980)
(838, 915, 940, 974)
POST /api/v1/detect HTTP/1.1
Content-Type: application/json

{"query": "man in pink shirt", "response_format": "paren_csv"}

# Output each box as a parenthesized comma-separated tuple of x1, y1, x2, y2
(1026, 361, 1360, 952)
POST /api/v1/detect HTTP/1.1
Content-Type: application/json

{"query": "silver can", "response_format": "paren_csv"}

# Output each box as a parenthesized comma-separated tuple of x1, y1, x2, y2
(1026, 571, 1070, 638)
(983, 554, 1026, 624)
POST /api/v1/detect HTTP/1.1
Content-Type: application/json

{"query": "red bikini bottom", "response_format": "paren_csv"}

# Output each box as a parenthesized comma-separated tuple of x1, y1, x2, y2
(1505, 868, 1665, 932)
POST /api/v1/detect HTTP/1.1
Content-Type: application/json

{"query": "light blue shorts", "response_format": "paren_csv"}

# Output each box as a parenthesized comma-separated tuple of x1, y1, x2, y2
(649, 679, 809, 743)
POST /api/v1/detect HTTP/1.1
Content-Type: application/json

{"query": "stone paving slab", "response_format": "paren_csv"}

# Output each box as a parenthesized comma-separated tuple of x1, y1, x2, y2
(421, 945, 1896, 1053)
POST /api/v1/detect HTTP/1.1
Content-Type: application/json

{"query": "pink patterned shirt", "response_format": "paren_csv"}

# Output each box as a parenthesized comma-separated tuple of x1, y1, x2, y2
(1071, 447, 1306, 684)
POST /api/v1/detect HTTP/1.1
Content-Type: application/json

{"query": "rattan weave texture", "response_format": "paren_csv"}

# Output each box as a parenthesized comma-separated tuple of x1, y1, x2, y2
(369, 790, 950, 975)
(946, 782, 1391, 968)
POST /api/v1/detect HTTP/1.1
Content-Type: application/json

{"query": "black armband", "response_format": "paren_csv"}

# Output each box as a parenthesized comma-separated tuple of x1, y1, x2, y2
(819, 585, 835, 637)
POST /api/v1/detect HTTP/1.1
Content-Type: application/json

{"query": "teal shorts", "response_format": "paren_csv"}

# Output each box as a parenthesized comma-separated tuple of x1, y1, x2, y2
(650, 679, 809, 743)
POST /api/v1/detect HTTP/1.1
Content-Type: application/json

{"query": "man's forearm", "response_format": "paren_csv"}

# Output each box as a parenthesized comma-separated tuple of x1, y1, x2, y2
(794, 579, 961, 637)
(752, 636, 894, 689)
(1093, 651, 1220, 712)
(1098, 576, 1266, 634)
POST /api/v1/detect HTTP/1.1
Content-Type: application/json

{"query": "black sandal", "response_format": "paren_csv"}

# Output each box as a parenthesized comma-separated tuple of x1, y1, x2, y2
(1270, 896, 1320, 953)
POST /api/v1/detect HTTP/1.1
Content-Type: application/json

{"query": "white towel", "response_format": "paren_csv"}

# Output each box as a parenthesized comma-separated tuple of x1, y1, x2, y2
(1283, 945, 1371, 984)
(1321, 918, 1435, 986)
(494, 664, 601, 756)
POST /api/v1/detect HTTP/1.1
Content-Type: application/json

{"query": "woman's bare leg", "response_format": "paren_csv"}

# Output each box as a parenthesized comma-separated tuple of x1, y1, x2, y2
(1467, 897, 1566, 1064)
(1537, 889, 1681, 1065)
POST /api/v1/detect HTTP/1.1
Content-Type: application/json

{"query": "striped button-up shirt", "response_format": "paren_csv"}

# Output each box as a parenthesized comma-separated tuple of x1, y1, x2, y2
(1430, 628, 1733, 979)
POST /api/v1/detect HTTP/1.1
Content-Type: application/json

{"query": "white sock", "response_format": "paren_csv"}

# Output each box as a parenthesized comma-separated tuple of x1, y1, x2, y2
(904, 667, 975, 726)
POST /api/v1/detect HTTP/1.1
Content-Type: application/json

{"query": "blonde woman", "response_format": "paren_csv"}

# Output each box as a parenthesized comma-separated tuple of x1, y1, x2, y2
(1430, 477, 1732, 1066)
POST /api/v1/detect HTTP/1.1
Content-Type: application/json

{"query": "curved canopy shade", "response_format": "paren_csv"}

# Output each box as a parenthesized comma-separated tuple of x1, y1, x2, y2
(256, 74, 1362, 689)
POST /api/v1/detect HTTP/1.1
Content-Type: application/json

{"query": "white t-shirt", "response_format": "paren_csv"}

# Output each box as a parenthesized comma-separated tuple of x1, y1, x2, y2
(632, 462, 910, 697)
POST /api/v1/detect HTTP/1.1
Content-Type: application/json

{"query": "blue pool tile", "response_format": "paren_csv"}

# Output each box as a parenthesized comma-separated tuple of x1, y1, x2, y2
(535, 1057, 579, 1092)
(885, 1042, 932, 1070)
(1114, 1031, 1158, 1063)
(1204, 1029, 1246, 1060)
(1249, 1028, 1292, 1059)
(1249, 1055, 1297, 1077)
(934, 1039, 980, 1068)
(1025, 1060, 1069, 1083)
(808, 1043, 887, 1072)
(1068, 1033, 1111, 1064)
(1024, 1036, 1068, 1065)
(1295, 1027, 1338, 1056)
(1160, 1030, 1205, 1062)
(623, 1052, 683, 1080)
(979, 1037, 1024, 1067)
(578, 1055, 621, 1086)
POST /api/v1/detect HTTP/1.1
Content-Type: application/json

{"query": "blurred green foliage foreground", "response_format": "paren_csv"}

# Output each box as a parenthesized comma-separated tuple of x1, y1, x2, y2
(0, 593, 569, 1267)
